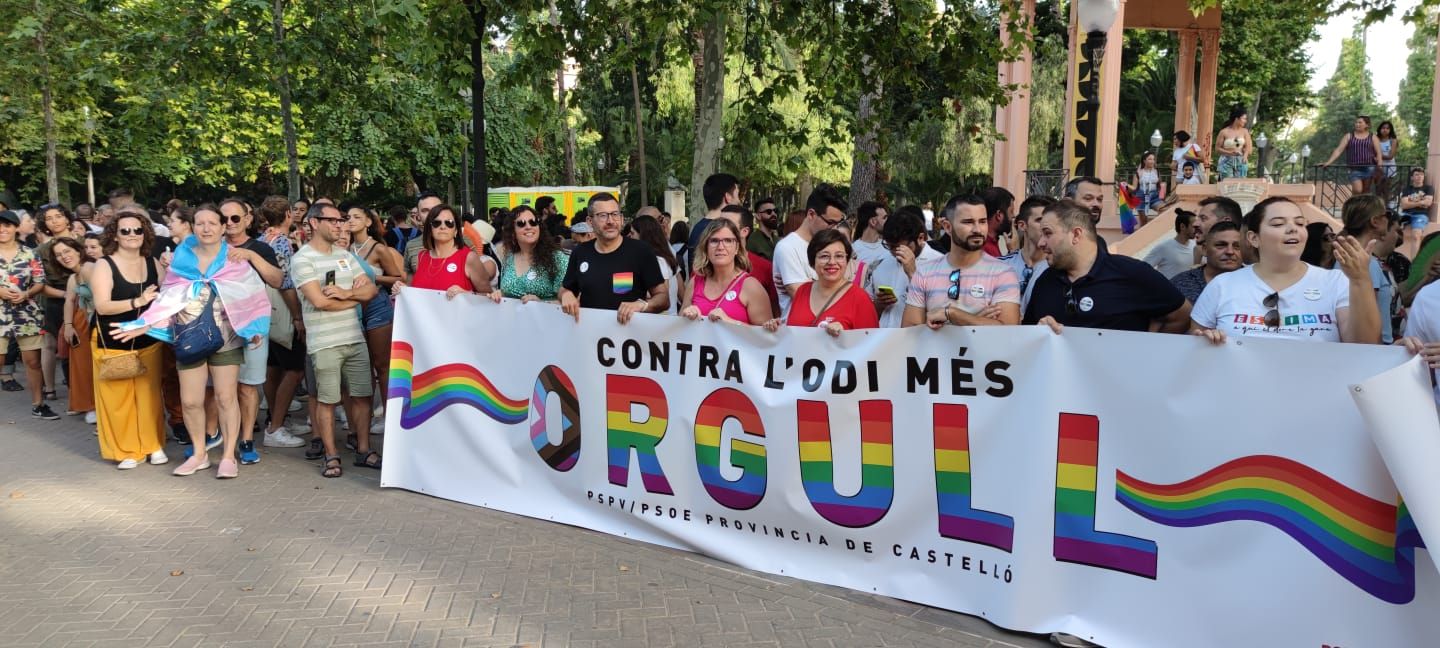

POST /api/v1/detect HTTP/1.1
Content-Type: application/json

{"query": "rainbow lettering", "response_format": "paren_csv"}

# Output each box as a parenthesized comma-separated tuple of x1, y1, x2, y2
(530, 366, 581, 471)
(798, 400, 894, 528)
(387, 342, 527, 428)
(933, 404, 1014, 552)
(694, 388, 767, 510)
(606, 375, 673, 494)
(1054, 413, 1158, 578)
(1117, 455, 1427, 603)
(612, 272, 634, 294)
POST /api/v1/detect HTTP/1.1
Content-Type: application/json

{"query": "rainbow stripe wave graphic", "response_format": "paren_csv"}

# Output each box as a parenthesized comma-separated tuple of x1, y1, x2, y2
(1117, 455, 1426, 604)
(388, 341, 528, 428)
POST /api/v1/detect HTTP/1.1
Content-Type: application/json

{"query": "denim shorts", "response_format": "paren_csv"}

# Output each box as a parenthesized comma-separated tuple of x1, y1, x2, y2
(1404, 212, 1430, 230)
(1348, 165, 1376, 183)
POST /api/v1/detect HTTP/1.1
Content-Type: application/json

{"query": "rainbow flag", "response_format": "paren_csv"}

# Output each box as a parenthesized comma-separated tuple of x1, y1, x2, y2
(1117, 455, 1427, 604)
(387, 341, 529, 428)
(1115, 182, 1141, 235)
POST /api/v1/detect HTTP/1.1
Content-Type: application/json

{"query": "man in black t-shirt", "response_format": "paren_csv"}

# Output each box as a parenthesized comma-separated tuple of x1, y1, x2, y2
(1024, 200, 1191, 333)
(1398, 167, 1433, 259)
(559, 193, 668, 323)
(219, 199, 299, 464)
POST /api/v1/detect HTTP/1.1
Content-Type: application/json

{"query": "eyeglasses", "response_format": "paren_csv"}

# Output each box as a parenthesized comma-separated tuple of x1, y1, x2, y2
(312, 216, 344, 225)
(431, 219, 456, 230)
(223, 214, 244, 224)
(947, 269, 963, 300)
(757, 208, 777, 215)
(513, 219, 539, 229)
(815, 212, 844, 228)
(591, 211, 624, 222)
(1263, 292, 1281, 330)
(117, 227, 145, 236)
(708, 237, 738, 248)
(815, 253, 849, 264)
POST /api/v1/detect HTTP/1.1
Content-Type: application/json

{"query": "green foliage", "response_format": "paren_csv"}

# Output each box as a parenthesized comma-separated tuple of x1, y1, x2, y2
(1397, 9, 1437, 156)
(1302, 29, 1389, 162)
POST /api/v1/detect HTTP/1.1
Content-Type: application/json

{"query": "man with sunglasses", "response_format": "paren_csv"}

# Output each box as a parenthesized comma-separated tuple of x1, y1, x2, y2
(747, 198, 780, 260)
(902, 195, 1021, 329)
(774, 183, 848, 317)
(1024, 200, 1191, 333)
(219, 199, 302, 461)
(560, 193, 668, 323)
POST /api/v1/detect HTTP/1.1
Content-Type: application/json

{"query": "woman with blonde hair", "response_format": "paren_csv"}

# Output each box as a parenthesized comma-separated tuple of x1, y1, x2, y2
(680, 219, 771, 325)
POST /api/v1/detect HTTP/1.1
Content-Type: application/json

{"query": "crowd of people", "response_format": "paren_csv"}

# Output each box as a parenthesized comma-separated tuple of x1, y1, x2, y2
(0, 165, 1438, 480)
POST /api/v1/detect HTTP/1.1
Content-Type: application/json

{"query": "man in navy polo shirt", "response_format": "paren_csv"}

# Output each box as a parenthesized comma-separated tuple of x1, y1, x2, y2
(1024, 199, 1191, 333)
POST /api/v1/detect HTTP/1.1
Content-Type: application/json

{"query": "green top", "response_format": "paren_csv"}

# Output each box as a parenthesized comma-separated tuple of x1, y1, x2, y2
(498, 251, 569, 300)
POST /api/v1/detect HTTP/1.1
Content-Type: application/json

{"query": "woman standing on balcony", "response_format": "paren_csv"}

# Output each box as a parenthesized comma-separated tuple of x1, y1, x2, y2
(1130, 151, 1165, 226)
(1320, 115, 1383, 195)
(1214, 107, 1252, 181)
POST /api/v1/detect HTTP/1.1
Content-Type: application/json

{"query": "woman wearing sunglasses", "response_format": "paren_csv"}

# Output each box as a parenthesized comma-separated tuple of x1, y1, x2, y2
(488, 205, 568, 304)
(111, 205, 271, 479)
(680, 219, 771, 325)
(1190, 197, 1379, 344)
(404, 204, 494, 300)
(763, 229, 877, 337)
(89, 210, 167, 469)
(50, 237, 95, 422)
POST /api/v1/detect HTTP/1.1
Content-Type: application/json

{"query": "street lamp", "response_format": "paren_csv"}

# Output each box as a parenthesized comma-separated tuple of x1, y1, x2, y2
(1255, 133, 1268, 179)
(1300, 144, 1312, 180)
(1075, 0, 1120, 178)
(83, 106, 95, 206)
(1149, 129, 1163, 149)
(1288, 152, 1299, 183)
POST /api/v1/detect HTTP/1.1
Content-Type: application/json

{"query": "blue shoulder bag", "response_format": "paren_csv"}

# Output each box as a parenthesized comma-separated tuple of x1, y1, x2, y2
(171, 285, 224, 366)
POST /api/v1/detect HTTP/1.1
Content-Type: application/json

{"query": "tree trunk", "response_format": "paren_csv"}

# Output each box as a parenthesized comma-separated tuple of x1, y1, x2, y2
(550, 0, 575, 185)
(34, 2, 58, 204)
(848, 55, 881, 208)
(273, 0, 300, 202)
(631, 58, 649, 206)
(470, 1, 488, 214)
(687, 9, 726, 222)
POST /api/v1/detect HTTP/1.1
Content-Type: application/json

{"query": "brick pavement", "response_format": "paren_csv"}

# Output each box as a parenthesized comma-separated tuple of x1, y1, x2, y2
(0, 390, 1051, 648)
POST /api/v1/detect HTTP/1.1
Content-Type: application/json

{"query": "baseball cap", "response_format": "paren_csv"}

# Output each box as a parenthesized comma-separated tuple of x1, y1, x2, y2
(571, 222, 594, 235)
(0, 210, 19, 226)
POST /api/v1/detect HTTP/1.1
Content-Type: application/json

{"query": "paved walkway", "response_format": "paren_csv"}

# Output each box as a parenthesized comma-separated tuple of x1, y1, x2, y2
(0, 391, 1050, 648)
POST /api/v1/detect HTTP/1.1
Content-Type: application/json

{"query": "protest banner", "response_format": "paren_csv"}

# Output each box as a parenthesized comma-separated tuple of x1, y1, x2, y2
(383, 289, 1439, 648)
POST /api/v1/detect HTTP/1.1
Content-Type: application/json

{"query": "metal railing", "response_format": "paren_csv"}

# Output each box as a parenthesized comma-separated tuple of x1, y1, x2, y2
(1302, 164, 1421, 216)
(1024, 169, 1068, 199)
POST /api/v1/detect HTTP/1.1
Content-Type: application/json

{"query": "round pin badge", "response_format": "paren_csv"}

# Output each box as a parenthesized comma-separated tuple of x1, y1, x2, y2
(1303, 288, 1321, 301)
(446, 262, 458, 273)
(1078, 296, 1095, 312)
(580, 261, 590, 273)
(527, 270, 538, 281)
(969, 284, 986, 298)
(725, 290, 738, 301)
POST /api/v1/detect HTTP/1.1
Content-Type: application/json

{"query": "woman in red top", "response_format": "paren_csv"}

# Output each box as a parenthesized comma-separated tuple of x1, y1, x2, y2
(764, 229, 878, 336)
(406, 204, 494, 300)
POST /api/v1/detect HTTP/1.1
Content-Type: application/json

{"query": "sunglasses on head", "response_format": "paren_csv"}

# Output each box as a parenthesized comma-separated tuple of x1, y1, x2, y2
(118, 227, 145, 236)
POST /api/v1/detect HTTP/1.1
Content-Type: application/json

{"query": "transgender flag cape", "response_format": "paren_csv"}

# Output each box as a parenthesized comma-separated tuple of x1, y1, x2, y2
(119, 236, 271, 343)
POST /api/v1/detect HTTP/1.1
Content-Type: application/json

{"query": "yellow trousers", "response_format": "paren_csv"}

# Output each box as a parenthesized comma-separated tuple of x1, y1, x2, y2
(93, 338, 165, 462)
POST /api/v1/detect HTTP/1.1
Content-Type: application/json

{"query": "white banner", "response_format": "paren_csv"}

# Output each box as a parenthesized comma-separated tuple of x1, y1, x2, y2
(383, 289, 1440, 648)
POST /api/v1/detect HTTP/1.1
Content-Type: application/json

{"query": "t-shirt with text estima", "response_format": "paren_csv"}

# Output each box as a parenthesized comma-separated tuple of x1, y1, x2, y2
(561, 238, 666, 310)
(1190, 265, 1350, 343)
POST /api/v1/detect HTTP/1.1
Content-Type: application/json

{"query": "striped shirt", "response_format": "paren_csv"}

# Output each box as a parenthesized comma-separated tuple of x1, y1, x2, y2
(906, 254, 1021, 316)
(291, 245, 366, 353)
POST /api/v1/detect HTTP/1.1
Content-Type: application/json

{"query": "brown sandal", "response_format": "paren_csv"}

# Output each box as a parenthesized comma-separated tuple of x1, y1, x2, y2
(321, 455, 342, 478)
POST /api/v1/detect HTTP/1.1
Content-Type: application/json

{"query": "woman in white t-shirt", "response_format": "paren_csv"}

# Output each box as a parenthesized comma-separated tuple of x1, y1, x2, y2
(1190, 197, 1380, 344)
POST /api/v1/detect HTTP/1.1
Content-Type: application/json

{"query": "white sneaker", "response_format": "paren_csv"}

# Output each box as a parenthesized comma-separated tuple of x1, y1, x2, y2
(370, 419, 386, 435)
(289, 399, 303, 412)
(149, 450, 169, 465)
(373, 401, 384, 417)
(287, 421, 311, 435)
(117, 459, 139, 470)
(335, 407, 348, 425)
(84, 411, 97, 425)
(263, 427, 306, 448)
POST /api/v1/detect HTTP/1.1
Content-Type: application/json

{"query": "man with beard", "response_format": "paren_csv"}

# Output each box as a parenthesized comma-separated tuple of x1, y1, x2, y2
(747, 197, 780, 260)
(981, 187, 1015, 257)
(902, 195, 1021, 328)
(559, 193, 668, 323)
(999, 195, 1054, 310)
(1024, 199, 1191, 333)
(1170, 221, 1243, 303)
(1063, 177, 1105, 226)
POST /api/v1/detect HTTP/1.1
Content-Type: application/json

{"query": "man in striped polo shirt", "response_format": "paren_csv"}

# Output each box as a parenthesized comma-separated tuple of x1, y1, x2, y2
(291, 203, 380, 478)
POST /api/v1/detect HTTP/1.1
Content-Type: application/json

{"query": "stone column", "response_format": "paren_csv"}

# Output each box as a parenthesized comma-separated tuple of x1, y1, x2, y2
(1196, 29, 1221, 171)
(1174, 30, 1197, 139)
(1094, 0, 1126, 187)
(992, 0, 1036, 199)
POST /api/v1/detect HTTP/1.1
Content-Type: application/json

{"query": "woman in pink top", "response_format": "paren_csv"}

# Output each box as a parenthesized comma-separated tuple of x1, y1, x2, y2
(679, 219, 771, 325)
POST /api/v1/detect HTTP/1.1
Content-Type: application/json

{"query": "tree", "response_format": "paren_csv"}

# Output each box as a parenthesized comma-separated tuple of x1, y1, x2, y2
(1303, 29, 1388, 162)
(1397, 10, 1437, 156)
